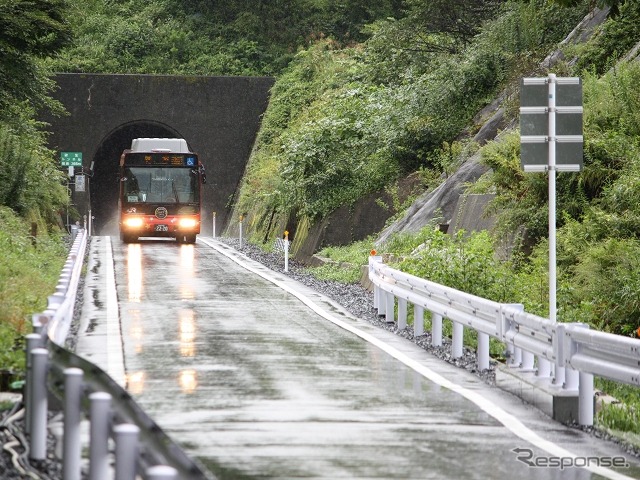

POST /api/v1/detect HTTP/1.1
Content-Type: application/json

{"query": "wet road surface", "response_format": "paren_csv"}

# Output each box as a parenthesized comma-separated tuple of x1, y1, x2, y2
(76, 236, 640, 479)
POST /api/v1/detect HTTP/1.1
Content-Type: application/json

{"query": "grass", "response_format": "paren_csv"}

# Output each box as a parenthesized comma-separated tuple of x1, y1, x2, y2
(0, 207, 67, 377)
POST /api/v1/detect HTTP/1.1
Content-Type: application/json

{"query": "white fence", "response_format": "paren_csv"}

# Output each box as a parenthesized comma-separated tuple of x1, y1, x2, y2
(369, 255, 640, 426)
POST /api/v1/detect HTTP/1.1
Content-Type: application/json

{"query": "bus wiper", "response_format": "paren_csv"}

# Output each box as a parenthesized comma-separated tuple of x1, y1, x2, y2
(172, 179, 180, 203)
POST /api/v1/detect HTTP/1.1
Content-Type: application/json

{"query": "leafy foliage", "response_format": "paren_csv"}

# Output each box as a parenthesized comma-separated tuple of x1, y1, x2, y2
(0, 0, 71, 123)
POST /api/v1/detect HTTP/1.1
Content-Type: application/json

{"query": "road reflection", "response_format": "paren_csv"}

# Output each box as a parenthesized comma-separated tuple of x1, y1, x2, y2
(127, 243, 143, 302)
(179, 369, 198, 394)
(179, 244, 195, 300)
(179, 309, 196, 357)
(127, 370, 145, 395)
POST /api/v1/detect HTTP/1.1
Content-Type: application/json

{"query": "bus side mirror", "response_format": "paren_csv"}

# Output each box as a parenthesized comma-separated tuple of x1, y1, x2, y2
(199, 165, 207, 184)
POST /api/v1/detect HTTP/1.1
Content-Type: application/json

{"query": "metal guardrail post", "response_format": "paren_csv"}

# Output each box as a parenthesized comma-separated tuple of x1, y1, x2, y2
(579, 370, 594, 426)
(414, 305, 424, 336)
(64, 368, 84, 480)
(385, 291, 395, 324)
(147, 465, 179, 479)
(114, 423, 140, 480)
(29, 347, 49, 461)
(477, 332, 490, 371)
(89, 392, 112, 480)
(25, 333, 42, 434)
(537, 357, 551, 378)
(452, 321, 463, 358)
(431, 313, 442, 346)
(521, 350, 535, 371)
(398, 298, 407, 330)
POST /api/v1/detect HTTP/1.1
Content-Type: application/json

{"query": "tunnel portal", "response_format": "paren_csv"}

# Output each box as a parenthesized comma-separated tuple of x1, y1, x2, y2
(41, 74, 274, 235)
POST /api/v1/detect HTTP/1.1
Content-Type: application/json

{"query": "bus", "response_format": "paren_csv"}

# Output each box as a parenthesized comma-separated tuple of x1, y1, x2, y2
(118, 138, 206, 244)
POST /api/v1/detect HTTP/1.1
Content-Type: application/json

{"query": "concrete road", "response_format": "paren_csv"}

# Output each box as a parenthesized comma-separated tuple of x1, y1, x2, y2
(76, 236, 640, 479)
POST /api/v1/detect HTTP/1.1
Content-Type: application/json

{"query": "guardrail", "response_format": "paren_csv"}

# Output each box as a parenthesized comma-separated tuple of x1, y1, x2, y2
(23, 228, 213, 480)
(369, 255, 640, 426)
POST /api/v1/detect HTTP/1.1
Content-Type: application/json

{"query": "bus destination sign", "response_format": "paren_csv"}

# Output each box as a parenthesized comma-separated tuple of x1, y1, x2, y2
(125, 152, 198, 166)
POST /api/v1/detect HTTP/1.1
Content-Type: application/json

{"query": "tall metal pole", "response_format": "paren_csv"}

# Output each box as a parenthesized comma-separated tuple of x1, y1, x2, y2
(548, 73, 557, 324)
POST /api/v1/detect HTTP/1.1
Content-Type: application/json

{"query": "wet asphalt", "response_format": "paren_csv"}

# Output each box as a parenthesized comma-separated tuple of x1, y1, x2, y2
(75, 236, 640, 480)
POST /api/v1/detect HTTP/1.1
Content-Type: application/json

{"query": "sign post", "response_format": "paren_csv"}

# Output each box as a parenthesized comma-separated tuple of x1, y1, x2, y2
(520, 74, 583, 380)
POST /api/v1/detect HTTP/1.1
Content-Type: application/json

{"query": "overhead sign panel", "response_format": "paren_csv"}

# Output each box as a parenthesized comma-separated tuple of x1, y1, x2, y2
(520, 77, 583, 172)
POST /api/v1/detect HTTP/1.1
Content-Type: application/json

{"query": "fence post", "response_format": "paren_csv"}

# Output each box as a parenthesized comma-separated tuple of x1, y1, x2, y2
(452, 321, 463, 358)
(397, 298, 407, 330)
(114, 424, 140, 480)
(29, 348, 49, 461)
(25, 332, 42, 434)
(63, 368, 84, 480)
(89, 392, 112, 480)
(238, 215, 244, 247)
(537, 357, 551, 378)
(414, 305, 424, 336)
(477, 332, 490, 371)
(385, 292, 395, 324)
(284, 230, 289, 273)
(431, 313, 442, 346)
(147, 465, 178, 480)
(579, 371, 594, 426)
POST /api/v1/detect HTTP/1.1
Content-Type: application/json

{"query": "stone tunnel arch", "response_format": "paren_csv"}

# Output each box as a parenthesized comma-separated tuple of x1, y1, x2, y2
(90, 121, 184, 235)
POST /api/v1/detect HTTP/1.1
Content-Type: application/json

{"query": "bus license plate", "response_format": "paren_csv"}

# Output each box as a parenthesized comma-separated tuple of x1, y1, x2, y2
(155, 225, 169, 232)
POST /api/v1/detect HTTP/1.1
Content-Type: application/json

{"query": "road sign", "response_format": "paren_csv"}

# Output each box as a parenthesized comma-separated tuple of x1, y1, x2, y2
(75, 174, 86, 192)
(520, 77, 583, 172)
(61, 152, 83, 167)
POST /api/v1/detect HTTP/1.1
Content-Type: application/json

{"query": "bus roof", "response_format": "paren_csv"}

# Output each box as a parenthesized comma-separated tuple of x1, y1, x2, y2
(130, 138, 190, 153)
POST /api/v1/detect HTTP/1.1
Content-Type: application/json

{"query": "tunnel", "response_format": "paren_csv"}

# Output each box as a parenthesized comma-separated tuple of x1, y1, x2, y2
(90, 122, 185, 235)
(40, 74, 275, 236)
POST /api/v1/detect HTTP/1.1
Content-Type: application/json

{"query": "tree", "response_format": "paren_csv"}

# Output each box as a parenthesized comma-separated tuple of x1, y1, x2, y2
(396, 0, 506, 55)
(552, 0, 621, 15)
(0, 0, 72, 123)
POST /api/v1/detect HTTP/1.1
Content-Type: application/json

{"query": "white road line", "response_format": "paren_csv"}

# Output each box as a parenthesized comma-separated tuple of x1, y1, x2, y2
(200, 237, 634, 480)
(105, 236, 126, 386)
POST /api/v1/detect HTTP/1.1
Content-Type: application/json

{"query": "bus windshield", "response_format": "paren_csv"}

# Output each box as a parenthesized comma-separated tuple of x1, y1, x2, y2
(122, 167, 199, 204)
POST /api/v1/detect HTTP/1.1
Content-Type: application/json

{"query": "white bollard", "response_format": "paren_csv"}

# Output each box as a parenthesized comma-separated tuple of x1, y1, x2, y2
(284, 231, 290, 272)
(431, 313, 442, 346)
(89, 392, 112, 480)
(114, 424, 140, 480)
(147, 465, 179, 480)
(30, 348, 49, 460)
(63, 368, 84, 480)
(212, 212, 216, 238)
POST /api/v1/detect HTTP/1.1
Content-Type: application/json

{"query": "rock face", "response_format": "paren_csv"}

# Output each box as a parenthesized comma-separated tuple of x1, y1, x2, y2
(376, 7, 611, 246)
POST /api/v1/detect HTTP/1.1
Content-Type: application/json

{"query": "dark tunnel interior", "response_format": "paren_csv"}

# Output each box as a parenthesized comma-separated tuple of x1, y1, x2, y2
(90, 123, 183, 235)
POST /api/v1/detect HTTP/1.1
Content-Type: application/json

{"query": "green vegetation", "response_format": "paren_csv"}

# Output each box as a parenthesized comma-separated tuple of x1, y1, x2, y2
(0, 0, 74, 384)
(3, 0, 640, 437)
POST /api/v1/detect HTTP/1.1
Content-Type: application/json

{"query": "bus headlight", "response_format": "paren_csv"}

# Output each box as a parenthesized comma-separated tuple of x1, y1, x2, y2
(123, 217, 144, 228)
(178, 218, 198, 229)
